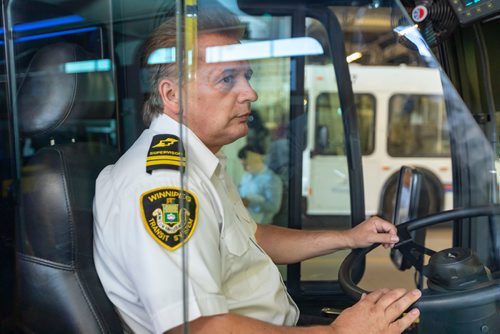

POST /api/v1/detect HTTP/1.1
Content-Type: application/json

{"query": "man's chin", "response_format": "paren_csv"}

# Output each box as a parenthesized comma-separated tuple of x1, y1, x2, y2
(226, 127, 248, 145)
(235, 123, 249, 136)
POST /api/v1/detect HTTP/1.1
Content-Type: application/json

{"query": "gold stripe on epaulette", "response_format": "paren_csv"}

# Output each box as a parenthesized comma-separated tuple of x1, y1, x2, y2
(146, 160, 186, 167)
(147, 156, 186, 162)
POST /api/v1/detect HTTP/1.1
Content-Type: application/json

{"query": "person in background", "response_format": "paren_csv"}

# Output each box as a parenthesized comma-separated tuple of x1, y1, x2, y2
(238, 144, 283, 224)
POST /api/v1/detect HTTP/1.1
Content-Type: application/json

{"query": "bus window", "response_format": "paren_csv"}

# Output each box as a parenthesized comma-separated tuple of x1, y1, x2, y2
(388, 94, 449, 157)
(314, 93, 344, 155)
(357, 94, 376, 155)
(314, 92, 375, 156)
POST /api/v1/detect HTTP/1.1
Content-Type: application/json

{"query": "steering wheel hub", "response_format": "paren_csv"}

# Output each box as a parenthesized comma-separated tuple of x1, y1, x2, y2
(424, 247, 492, 292)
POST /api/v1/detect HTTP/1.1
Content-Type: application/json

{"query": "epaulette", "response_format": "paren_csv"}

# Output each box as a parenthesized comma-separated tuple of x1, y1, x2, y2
(146, 134, 186, 174)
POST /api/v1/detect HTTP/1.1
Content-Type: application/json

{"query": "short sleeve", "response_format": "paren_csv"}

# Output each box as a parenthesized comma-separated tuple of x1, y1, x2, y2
(118, 179, 228, 333)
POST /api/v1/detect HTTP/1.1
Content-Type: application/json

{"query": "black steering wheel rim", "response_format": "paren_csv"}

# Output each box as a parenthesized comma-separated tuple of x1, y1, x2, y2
(338, 204, 500, 310)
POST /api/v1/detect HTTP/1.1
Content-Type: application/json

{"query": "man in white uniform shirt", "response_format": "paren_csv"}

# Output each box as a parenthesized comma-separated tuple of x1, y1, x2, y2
(93, 4, 421, 334)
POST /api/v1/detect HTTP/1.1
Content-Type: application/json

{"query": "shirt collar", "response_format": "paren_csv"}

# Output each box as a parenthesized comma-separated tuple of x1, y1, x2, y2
(149, 114, 220, 178)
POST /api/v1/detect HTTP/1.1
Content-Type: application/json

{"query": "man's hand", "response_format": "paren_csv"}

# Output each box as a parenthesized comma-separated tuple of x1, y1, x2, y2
(345, 216, 399, 249)
(329, 288, 421, 334)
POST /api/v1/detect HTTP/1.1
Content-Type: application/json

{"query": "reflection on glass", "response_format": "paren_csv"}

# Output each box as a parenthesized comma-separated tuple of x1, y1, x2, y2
(147, 37, 323, 65)
(11, 15, 85, 32)
(147, 47, 176, 65)
(206, 37, 323, 63)
(64, 59, 112, 73)
(11, 27, 98, 43)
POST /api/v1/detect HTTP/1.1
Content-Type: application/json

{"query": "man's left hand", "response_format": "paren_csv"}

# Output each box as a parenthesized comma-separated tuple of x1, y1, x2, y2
(346, 216, 399, 249)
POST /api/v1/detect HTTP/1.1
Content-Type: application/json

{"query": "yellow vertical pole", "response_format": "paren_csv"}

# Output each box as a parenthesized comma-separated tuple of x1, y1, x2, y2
(180, 3, 197, 333)
(184, 0, 198, 85)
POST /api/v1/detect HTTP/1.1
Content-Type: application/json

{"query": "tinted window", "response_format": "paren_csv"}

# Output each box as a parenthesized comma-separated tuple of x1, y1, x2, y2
(388, 94, 449, 157)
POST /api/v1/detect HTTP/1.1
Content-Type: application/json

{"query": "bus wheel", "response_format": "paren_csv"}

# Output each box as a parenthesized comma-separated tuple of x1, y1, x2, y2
(379, 168, 443, 222)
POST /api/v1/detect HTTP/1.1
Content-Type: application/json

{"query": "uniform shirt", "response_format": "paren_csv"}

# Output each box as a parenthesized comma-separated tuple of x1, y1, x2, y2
(239, 166, 283, 224)
(93, 114, 299, 334)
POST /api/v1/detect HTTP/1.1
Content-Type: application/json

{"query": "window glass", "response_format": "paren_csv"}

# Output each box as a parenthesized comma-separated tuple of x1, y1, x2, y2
(300, 18, 352, 280)
(221, 15, 292, 229)
(0, 8, 14, 325)
(314, 93, 375, 155)
(2, 0, 498, 331)
(325, 4, 457, 289)
(388, 94, 449, 157)
(5, 0, 120, 330)
(8, 1, 118, 154)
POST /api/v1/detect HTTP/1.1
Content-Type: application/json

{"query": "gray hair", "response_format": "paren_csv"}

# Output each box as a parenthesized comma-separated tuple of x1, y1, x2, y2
(141, 4, 244, 126)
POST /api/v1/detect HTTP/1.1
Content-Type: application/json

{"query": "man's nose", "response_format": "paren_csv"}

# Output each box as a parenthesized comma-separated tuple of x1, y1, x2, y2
(238, 80, 258, 103)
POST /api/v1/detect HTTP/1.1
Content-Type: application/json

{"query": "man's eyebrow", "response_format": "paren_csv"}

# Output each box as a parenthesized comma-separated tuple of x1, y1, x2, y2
(215, 66, 252, 77)
(220, 68, 237, 76)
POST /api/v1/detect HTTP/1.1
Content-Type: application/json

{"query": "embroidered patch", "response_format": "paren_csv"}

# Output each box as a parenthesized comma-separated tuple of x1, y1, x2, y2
(146, 134, 186, 174)
(140, 187, 198, 251)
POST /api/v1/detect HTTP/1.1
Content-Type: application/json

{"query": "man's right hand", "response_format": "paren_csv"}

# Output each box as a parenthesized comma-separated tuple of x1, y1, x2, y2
(329, 288, 421, 334)
(166, 288, 421, 334)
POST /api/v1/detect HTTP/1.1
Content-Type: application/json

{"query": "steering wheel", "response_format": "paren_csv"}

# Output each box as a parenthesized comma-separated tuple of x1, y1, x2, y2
(338, 205, 500, 332)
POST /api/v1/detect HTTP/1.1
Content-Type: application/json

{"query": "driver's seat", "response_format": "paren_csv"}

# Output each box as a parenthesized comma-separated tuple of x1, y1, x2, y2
(15, 42, 122, 333)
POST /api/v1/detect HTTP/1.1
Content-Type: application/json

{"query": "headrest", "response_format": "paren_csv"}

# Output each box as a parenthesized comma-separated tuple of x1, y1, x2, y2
(18, 42, 115, 137)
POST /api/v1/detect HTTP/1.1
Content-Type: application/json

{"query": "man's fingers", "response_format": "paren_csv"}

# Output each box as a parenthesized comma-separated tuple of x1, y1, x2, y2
(372, 217, 397, 234)
(368, 217, 399, 244)
(373, 233, 400, 245)
(382, 242, 396, 249)
(362, 288, 391, 303)
(375, 288, 408, 310)
(385, 289, 422, 321)
(390, 308, 420, 333)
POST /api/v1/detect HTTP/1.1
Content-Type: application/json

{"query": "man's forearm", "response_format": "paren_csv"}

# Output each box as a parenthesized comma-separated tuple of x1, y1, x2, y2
(254, 224, 351, 264)
(255, 216, 400, 264)
(166, 313, 333, 334)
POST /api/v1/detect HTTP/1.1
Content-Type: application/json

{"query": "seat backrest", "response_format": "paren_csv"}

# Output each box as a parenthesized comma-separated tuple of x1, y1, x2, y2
(16, 42, 122, 333)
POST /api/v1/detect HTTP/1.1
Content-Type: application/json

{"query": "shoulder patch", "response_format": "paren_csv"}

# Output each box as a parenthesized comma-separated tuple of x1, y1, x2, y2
(146, 134, 186, 174)
(140, 187, 199, 251)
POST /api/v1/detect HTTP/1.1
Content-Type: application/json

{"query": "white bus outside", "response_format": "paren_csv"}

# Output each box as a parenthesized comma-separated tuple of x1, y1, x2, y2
(303, 64, 453, 219)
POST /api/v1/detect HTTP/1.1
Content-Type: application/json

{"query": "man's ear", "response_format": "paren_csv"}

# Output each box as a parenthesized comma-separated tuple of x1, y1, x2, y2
(159, 79, 180, 115)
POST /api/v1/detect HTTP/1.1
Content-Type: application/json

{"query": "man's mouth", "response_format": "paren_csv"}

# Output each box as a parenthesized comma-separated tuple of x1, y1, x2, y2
(237, 112, 251, 121)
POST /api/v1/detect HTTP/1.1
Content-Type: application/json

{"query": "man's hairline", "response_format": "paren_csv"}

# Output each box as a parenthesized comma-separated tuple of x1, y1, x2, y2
(197, 31, 241, 63)
(163, 32, 250, 84)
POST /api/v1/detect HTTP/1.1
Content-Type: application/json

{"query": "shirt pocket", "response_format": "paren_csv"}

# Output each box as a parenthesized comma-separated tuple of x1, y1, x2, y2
(223, 223, 250, 257)
(222, 222, 268, 299)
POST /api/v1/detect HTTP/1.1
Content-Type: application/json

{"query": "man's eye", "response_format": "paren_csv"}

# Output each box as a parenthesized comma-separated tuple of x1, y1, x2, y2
(245, 71, 253, 81)
(222, 76, 234, 84)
